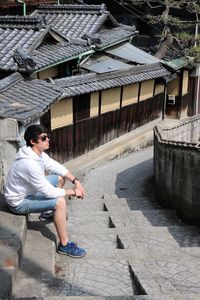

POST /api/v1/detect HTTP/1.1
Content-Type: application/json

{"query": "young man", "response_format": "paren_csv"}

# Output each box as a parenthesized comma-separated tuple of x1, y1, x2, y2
(4, 124, 86, 258)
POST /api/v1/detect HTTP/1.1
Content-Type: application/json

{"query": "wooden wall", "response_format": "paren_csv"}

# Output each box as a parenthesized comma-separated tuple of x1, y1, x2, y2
(44, 91, 164, 163)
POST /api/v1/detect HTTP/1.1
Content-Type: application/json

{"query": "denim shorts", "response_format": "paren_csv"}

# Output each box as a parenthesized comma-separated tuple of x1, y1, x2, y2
(8, 174, 59, 215)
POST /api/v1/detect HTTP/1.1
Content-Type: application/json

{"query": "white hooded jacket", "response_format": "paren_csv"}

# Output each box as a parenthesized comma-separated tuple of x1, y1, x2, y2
(4, 146, 69, 207)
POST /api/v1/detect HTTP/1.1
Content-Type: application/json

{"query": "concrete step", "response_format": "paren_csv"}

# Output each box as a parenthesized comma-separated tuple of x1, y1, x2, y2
(120, 197, 163, 211)
(117, 224, 200, 258)
(109, 209, 183, 228)
(68, 208, 183, 231)
(68, 197, 170, 216)
(12, 215, 56, 299)
(129, 255, 200, 295)
(14, 294, 200, 300)
(0, 196, 27, 299)
(46, 256, 135, 297)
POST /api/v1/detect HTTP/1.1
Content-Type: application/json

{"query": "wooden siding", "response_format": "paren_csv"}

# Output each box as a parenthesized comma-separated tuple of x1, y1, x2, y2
(187, 76, 200, 116)
(182, 70, 189, 96)
(51, 98, 73, 130)
(46, 93, 164, 163)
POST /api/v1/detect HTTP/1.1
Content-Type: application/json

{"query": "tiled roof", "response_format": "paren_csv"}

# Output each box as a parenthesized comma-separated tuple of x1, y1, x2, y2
(30, 42, 92, 72)
(94, 26, 137, 49)
(0, 18, 93, 73)
(0, 15, 46, 30)
(0, 5, 137, 73)
(0, 72, 61, 124)
(0, 1, 56, 8)
(54, 63, 172, 97)
(0, 63, 173, 124)
(32, 4, 133, 40)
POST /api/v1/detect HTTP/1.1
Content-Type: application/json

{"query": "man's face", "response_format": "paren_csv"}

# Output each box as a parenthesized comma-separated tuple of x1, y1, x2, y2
(34, 133, 50, 152)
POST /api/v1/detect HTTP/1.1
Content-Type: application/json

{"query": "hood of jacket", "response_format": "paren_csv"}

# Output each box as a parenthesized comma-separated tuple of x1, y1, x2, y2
(15, 146, 41, 161)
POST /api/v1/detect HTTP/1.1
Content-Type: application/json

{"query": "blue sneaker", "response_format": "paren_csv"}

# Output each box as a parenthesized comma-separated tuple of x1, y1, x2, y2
(57, 240, 86, 258)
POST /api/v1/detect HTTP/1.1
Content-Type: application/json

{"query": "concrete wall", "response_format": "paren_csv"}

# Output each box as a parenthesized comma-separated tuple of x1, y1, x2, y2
(0, 118, 19, 192)
(154, 115, 200, 225)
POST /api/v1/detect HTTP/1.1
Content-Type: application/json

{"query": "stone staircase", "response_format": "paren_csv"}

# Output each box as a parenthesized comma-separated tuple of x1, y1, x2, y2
(11, 194, 200, 300)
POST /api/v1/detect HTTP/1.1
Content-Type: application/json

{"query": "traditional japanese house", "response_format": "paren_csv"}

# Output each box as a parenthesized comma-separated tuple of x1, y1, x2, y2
(0, 60, 172, 165)
(0, 3, 192, 168)
(42, 62, 173, 162)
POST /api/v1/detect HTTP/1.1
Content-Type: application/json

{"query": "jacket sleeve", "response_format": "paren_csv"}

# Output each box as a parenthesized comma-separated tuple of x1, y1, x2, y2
(42, 152, 69, 177)
(26, 162, 65, 198)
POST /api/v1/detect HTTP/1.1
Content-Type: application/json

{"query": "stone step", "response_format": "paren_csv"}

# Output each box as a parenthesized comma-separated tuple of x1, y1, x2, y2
(0, 196, 27, 299)
(109, 209, 183, 228)
(14, 294, 200, 300)
(68, 208, 183, 231)
(12, 215, 56, 299)
(117, 225, 200, 258)
(120, 197, 163, 210)
(129, 255, 200, 295)
(68, 211, 111, 231)
(67, 197, 170, 216)
(46, 257, 135, 298)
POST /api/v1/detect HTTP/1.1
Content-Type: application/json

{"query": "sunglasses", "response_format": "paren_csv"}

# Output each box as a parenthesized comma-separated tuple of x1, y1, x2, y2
(37, 134, 50, 142)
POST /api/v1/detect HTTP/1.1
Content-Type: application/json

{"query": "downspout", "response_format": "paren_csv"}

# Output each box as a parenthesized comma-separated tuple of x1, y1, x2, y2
(163, 81, 167, 120)
(16, 0, 26, 16)
(196, 65, 200, 115)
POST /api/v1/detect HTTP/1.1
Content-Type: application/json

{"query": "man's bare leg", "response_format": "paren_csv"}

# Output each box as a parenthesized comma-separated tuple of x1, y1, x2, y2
(54, 197, 69, 246)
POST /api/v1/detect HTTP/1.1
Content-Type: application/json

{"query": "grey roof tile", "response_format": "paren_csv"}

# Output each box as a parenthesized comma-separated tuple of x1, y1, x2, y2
(0, 19, 93, 73)
(32, 4, 135, 43)
(54, 63, 172, 98)
(0, 73, 61, 124)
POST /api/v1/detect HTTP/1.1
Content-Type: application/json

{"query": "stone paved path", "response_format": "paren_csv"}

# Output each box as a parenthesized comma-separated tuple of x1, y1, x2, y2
(12, 147, 200, 299)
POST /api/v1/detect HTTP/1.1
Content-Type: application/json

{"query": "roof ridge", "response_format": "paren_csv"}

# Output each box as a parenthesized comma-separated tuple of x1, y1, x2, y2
(38, 4, 107, 13)
(0, 15, 46, 30)
(0, 73, 23, 93)
(54, 63, 165, 88)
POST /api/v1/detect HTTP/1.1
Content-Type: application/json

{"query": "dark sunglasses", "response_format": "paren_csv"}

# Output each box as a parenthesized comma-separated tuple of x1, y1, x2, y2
(37, 134, 50, 142)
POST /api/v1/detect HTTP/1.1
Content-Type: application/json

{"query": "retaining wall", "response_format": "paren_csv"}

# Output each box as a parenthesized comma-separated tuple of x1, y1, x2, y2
(154, 115, 200, 225)
(0, 118, 18, 193)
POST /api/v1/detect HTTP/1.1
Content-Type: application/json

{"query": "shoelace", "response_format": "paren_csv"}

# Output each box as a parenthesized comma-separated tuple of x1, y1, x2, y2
(69, 242, 80, 253)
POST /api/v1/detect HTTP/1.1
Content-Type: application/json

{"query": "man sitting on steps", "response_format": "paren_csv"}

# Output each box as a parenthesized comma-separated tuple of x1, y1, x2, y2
(4, 124, 86, 258)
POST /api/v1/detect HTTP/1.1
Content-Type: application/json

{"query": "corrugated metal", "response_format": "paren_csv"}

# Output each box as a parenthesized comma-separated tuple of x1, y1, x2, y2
(162, 58, 190, 70)
(105, 43, 160, 64)
(81, 55, 131, 73)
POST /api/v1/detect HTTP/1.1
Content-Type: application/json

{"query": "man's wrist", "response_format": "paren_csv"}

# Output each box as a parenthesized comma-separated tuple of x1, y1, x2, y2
(72, 177, 79, 184)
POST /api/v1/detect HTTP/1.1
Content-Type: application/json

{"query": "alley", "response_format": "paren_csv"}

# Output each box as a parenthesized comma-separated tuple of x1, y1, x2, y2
(12, 147, 200, 299)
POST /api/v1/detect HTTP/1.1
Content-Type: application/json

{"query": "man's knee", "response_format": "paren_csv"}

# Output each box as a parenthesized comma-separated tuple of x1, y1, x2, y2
(56, 197, 66, 210)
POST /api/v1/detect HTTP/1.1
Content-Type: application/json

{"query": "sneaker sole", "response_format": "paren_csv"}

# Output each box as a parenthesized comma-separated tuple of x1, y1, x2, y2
(57, 249, 86, 258)
(39, 217, 54, 221)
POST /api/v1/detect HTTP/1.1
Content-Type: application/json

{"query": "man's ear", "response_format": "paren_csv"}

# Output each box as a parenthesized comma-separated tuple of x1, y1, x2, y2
(30, 138, 37, 146)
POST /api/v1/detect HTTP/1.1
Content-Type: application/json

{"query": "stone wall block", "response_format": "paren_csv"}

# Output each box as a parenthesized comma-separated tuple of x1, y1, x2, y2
(154, 116, 200, 225)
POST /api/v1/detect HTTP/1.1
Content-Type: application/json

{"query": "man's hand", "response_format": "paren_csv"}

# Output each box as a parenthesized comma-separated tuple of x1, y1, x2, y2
(75, 180, 85, 198)
(74, 188, 84, 199)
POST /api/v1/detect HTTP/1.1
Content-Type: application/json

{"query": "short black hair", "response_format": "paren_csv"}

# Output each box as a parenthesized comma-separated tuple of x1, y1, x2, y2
(24, 124, 48, 147)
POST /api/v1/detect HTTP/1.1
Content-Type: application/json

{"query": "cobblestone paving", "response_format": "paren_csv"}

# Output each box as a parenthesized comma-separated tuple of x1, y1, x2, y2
(13, 147, 200, 299)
